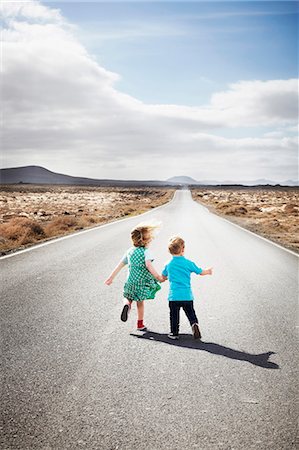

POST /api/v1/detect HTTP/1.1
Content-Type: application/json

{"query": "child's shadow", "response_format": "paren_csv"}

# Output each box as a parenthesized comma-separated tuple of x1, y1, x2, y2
(130, 331, 279, 369)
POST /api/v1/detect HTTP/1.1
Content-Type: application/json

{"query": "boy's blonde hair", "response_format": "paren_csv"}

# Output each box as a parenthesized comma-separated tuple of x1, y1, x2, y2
(168, 236, 185, 255)
(131, 222, 160, 247)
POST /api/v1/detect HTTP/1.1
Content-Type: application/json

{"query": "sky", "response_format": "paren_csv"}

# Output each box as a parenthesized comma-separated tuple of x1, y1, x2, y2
(1, 0, 298, 182)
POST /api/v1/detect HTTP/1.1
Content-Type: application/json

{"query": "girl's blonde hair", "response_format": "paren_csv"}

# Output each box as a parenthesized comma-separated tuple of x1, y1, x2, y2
(131, 221, 160, 247)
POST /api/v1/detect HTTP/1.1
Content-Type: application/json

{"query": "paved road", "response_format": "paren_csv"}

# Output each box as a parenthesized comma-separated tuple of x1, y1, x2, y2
(1, 190, 298, 450)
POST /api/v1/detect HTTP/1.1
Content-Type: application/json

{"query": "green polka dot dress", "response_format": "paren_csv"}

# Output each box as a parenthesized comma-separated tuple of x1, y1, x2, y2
(122, 247, 161, 301)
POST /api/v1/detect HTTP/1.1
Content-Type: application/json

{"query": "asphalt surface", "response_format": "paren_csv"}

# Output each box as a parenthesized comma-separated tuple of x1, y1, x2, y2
(1, 190, 298, 450)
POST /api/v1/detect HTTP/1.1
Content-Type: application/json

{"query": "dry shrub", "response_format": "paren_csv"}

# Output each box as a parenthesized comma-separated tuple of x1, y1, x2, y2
(282, 223, 292, 232)
(45, 216, 79, 236)
(77, 215, 99, 228)
(217, 203, 230, 210)
(124, 207, 135, 215)
(225, 206, 248, 216)
(0, 217, 45, 245)
(45, 215, 102, 236)
(270, 219, 281, 228)
(283, 204, 298, 214)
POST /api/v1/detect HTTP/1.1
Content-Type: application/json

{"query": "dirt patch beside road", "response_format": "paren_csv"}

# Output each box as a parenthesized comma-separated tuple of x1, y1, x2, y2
(0, 185, 174, 255)
(191, 188, 299, 253)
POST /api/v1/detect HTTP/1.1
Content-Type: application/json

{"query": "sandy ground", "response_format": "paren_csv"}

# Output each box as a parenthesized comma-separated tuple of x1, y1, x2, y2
(0, 185, 174, 255)
(1, 185, 298, 255)
(191, 188, 299, 254)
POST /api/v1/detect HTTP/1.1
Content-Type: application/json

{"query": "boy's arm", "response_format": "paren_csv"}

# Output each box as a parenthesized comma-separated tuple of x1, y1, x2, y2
(145, 260, 165, 282)
(105, 261, 126, 285)
(200, 267, 213, 276)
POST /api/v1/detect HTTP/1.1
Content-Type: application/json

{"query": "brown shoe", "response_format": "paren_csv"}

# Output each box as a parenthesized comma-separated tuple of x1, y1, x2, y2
(192, 323, 201, 339)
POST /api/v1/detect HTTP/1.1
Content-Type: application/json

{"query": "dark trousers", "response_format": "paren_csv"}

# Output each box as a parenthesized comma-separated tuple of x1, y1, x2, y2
(169, 301, 198, 335)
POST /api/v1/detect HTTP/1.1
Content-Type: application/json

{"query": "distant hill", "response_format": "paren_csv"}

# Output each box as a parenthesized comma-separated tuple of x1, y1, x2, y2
(0, 166, 169, 187)
(167, 176, 199, 184)
(168, 175, 298, 187)
(0, 166, 297, 187)
(199, 178, 298, 187)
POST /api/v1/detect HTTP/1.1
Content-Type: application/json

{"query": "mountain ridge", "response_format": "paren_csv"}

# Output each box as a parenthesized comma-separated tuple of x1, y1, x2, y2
(0, 166, 167, 187)
(0, 166, 297, 187)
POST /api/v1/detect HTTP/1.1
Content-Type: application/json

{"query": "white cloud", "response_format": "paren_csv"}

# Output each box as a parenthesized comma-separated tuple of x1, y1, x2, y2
(1, 0, 63, 22)
(209, 79, 298, 126)
(137, 78, 298, 129)
(1, 1, 298, 182)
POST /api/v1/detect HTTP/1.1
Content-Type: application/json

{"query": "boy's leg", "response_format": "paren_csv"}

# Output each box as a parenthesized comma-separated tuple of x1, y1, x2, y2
(121, 299, 132, 322)
(182, 301, 201, 339)
(182, 301, 198, 325)
(169, 301, 180, 336)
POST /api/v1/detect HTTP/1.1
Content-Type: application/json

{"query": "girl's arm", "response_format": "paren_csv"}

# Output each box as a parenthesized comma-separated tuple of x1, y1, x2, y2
(105, 261, 126, 285)
(145, 260, 165, 282)
(200, 267, 213, 276)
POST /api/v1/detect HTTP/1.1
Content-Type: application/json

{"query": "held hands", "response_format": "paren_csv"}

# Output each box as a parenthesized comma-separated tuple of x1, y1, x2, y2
(158, 275, 168, 283)
(157, 275, 166, 283)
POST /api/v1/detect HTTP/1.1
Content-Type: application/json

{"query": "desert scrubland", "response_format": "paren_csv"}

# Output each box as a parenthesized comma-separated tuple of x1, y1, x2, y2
(192, 188, 299, 253)
(0, 185, 298, 255)
(0, 185, 174, 255)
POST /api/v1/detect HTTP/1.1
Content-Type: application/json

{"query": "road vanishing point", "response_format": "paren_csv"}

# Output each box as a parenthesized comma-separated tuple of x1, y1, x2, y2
(1, 190, 298, 450)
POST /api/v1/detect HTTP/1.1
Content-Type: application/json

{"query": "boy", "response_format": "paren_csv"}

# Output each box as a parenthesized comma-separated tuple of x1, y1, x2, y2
(162, 236, 212, 340)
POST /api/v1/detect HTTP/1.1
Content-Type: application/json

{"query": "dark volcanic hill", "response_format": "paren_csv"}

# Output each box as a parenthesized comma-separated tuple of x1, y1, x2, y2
(0, 166, 169, 187)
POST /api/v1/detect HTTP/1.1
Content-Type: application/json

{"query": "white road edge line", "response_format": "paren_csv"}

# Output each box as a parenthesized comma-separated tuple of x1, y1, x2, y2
(0, 190, 178, 260)
(194, 198, 299, 258)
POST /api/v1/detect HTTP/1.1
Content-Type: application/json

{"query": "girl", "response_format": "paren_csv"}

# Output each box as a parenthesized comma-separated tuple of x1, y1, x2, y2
(105, 222, 164, 331)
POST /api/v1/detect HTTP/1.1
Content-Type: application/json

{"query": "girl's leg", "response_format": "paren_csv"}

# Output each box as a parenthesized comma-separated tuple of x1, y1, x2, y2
(123, 298, 132, 307)
(136, 301, 146, 330)
(121, 298, 132, 322)
(136, 300, 144, 320)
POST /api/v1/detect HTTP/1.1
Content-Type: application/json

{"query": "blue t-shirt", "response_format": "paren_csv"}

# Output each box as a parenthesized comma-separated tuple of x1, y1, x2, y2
(162, 256, 203, 301)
